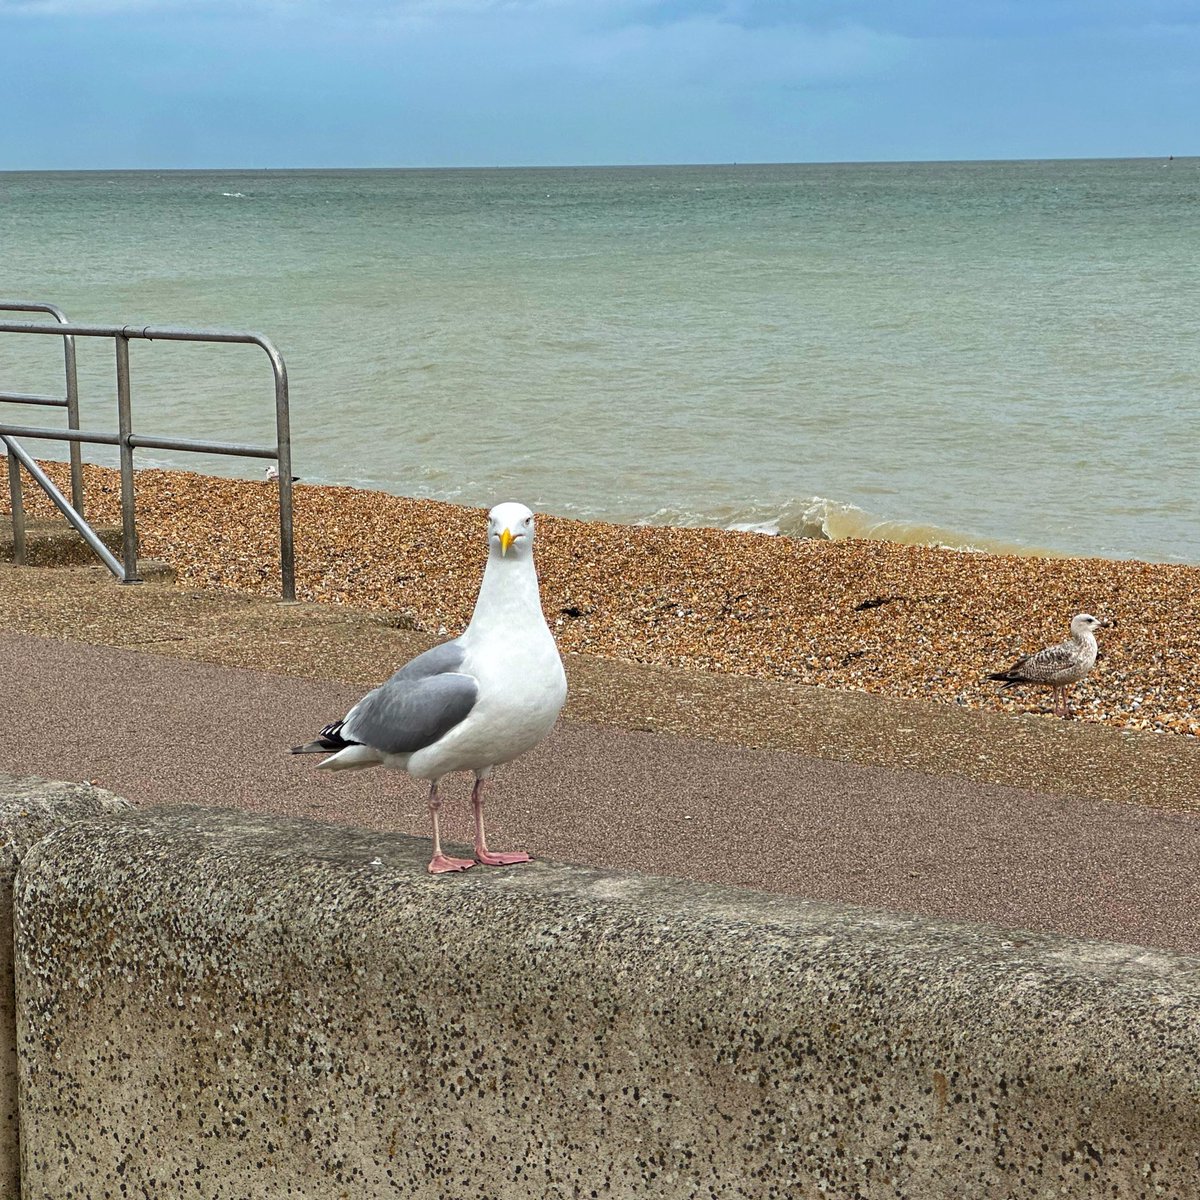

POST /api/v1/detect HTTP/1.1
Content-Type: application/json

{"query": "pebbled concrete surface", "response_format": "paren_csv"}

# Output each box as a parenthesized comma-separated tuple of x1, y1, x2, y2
(0, 776, 131, 1199)
(13, 804, 1200, 1200)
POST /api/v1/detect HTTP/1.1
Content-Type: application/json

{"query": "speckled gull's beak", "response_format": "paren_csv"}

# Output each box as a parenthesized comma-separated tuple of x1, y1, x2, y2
(499, 528, 514, 556)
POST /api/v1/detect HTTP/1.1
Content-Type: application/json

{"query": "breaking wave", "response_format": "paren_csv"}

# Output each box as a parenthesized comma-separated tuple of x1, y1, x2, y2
(635, 496, 1058, 557)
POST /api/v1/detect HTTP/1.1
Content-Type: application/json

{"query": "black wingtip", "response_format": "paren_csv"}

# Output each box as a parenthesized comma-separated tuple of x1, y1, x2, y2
(291, 721, 361, 756)
(985, 672, 1022, 688)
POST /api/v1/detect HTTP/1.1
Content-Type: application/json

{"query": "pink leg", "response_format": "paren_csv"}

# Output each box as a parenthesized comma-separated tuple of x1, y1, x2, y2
(471, 778, 530, 867)
(427, 781, 473, 874)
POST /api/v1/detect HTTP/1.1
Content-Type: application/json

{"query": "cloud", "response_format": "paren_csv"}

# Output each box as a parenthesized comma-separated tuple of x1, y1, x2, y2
(1, 0, 156, 11)
(315, 1, 914, 92)
(3, 0, 1196, 167)
(0, 0, 913, 95)
(5, 0, 1198, 32)
(560, 18, 907, 87)
(0, 0, 230, 12)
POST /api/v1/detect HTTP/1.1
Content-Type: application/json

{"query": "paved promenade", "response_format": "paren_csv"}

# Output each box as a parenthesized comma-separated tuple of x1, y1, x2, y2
(3, 563, 1200, 953)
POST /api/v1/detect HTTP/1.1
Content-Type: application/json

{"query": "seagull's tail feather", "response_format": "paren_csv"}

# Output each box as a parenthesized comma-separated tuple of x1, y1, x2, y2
(291, 720, 357, 755)
(291, 721, 384, 771)
(316, 744, 385, 771)
(985, 671, 1026, 689)
(292, 739, 336, 755)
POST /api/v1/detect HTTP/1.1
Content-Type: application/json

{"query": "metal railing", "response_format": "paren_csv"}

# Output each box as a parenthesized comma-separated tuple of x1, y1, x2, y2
(0, 312, 295, 600)
(0, 302, 84, 513)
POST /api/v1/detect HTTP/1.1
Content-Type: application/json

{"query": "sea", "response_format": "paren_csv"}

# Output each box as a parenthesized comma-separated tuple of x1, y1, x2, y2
(1, 159, 1198, 562)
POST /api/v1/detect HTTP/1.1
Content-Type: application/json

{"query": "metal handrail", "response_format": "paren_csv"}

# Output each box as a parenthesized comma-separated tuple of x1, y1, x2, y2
(0, 301, 83, 512)
(0, 318, 295, 600)
(1, 435, 124, 579)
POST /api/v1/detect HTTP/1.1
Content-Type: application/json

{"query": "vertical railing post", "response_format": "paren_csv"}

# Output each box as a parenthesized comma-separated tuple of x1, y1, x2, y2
(269, 348, 296, 602)
(4, 441, 26, 565)
(63, 328, 84, 516)
(113, 334, 141, 583)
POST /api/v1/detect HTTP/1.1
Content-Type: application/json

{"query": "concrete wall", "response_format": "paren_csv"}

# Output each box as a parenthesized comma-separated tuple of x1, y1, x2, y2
(0, 775, 131, 1200)
(11, 803, 1200, 1199)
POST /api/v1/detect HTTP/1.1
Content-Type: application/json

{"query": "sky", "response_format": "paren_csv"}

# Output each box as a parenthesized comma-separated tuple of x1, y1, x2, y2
(1, 0, 1197, 169)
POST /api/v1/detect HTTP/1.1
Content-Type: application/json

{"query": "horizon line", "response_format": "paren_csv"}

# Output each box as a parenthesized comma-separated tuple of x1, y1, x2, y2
(1, 153, 1194, 175)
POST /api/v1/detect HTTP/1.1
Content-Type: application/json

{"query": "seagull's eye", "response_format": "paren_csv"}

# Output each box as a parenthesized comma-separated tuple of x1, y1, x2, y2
(523, 517, 532, 527)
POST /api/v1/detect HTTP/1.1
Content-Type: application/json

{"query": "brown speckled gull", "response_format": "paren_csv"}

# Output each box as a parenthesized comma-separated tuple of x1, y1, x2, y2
(987, 611, 1102, 717)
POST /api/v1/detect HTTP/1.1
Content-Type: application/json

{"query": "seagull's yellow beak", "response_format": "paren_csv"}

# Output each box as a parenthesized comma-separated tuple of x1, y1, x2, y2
(499, 528, 515, 556)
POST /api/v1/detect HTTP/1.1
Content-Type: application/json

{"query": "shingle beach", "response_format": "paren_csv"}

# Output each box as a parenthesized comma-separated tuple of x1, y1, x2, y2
(11, 459, 1200, 739)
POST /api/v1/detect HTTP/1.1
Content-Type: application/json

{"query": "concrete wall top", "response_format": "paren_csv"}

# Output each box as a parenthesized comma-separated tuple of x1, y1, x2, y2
(0, 773, 131, 871)
(14, 803, 1200, 1198)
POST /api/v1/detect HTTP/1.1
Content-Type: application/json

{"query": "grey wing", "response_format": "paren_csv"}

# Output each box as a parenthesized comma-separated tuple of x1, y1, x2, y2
(1016, 640, 1078, 682)
(392, 638, 466, 682)
(342, 639, 474, 755)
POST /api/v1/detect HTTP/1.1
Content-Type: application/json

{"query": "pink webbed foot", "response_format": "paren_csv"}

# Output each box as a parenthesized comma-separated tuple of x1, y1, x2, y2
(428, 852, 475, 874)
(474, 849, 531, 867)
(469, 778, 531, 867)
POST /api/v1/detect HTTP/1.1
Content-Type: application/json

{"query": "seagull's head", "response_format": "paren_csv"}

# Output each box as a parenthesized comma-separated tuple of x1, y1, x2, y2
(487, 501, 536, 559)
(1071, 613, 1103, 636)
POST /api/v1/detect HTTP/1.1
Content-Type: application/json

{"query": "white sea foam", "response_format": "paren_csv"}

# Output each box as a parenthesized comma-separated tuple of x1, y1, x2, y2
(635, 497, 1057, 557)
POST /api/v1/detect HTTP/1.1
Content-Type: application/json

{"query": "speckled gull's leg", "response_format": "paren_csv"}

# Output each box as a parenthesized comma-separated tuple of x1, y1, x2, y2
(427, 780, 473, 874)
(471, 777, 531, 866)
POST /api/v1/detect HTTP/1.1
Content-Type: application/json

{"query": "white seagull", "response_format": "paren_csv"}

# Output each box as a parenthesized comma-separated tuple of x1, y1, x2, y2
(292, 501, 567, 873)
(986, 612, 1104, 718)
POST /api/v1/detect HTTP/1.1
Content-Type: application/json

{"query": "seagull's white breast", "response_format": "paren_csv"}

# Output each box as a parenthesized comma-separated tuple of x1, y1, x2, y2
(404, 553, 567, 780)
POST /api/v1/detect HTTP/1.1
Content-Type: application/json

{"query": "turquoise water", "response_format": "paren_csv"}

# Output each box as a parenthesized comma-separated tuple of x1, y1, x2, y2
(1, 160, 1198, 561)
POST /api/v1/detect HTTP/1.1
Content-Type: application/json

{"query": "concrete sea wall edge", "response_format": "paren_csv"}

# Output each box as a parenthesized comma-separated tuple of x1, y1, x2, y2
(3, 778, 1200, 1198)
